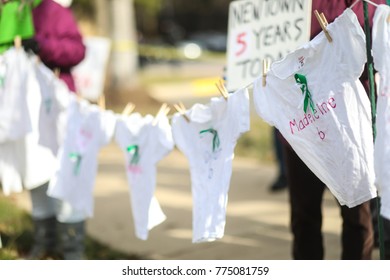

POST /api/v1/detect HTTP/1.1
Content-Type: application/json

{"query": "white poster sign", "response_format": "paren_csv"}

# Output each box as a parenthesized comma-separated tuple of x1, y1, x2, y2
(72, 37, 111, 101)
(226, 0, 312, 91)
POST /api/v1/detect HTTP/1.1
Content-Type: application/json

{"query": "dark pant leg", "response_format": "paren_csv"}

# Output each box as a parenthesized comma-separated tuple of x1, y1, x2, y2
(283, 144, 325, 259)
(340, 201, 373, 259)
(383, 216, 390, 259)
(274, 128, 286, 178)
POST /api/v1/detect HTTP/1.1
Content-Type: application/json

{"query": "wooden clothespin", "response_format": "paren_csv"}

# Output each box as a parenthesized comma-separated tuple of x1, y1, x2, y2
(152, 103, 170, 126)
(156, 103, 168, 118)
(98, 94, 106, 110)
(53, 68, 61, 78)
(314, 10, 332, 43)
(14, 36, 22, 49)
(215, 79, 229, 100)
(173, 102, 190, 122)
(320, 12, 328, 26)
(122, 102, 135, 116)
(262, 59, 270, 87)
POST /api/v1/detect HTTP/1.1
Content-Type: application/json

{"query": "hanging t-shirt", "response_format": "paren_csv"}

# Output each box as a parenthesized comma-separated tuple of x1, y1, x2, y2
(114, 112, 173, 240)
(171, 88, 250, 243)
(0, 50, 57, 193)
(372, 4, 390, 219)
(0, 48, 32, 143)
(34, 61, 70, 155)
(48, 97, 116, 217)
(253, 8, 376, 208)
(23, 55, 58, 190)
(0, 139, 24, 195)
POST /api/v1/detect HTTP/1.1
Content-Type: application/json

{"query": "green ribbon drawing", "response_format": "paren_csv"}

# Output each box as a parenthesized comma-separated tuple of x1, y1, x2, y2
(69, 152, 82, 176)
(127, 145, 140, 165)
(199, 128, 220, 152)
(294, 73, 315, 114)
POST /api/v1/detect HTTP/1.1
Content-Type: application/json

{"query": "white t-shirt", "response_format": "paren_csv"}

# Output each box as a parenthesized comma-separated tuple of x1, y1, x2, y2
(0, 51, 57, 193)
(253, 8, 376, 208)
(171, 88, 250, 243)
(372, 4, 390, 219)
(22, 56, 58, 190)
(34, 62, 70, 156)
(48, 97, 116, 217)
(0, 48, 32, 143)
(0, 139, 24, 195)
(114, 112, 173, 240)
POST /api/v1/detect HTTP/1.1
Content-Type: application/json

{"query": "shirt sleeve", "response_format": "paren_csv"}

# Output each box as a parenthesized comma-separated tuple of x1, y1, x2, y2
(98, 109, 116, 147)
(154, 114, 174, 162)
(229, 88, 250, 139)
(331, 9, 367, 80)
(372, 5, 390, 74)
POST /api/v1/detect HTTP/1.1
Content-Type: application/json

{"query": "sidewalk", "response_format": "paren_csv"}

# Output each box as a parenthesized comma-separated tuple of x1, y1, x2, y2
(13, 142, 355, 260)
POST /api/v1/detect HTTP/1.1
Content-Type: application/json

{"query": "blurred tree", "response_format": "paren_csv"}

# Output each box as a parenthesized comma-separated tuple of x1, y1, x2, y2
(110, 0, 138, 89)
(134, 0, 162, 37)
(73, 0, 138, 89)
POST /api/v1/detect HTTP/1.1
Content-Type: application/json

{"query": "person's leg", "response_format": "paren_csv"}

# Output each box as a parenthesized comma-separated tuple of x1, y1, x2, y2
(383, 216, 390, 259)
(284, 144, 325, 259)
(56, 200, 87, 260)
(269, 128, 287, 192)
(340, 201, 373, 259)
(27, 182, 58, 259)
(370, 198, 379, 247)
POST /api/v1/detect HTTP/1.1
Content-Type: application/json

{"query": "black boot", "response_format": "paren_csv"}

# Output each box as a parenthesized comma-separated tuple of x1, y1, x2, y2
(58, 221, 86, 260)
(27, 216, 57, 259)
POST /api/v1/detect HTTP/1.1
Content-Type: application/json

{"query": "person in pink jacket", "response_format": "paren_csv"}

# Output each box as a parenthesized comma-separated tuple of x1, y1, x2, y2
(27, 0, 87, 260)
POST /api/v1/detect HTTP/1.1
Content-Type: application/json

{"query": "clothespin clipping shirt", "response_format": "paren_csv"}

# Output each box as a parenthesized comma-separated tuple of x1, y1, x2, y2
(174, 102, 190, 122)
(98, 94, 106, 110)
(53, 67, 61, 78)
(14, 35, 22, 48)
(122, 102, 135, 116)
(262, 59, 270, 87)
(215, 79, 229, 100)
(314, 10, 332, 43)
(152, 103, 170, 126)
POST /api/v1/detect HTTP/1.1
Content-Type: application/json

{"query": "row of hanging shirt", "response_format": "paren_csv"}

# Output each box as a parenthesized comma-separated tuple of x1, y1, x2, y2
(0, 44, 250, 243)
(1, 4, 390, 243)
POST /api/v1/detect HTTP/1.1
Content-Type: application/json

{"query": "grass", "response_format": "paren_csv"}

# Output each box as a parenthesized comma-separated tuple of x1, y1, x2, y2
(235, 117, 275, 163)
(0, 196, 143, 260)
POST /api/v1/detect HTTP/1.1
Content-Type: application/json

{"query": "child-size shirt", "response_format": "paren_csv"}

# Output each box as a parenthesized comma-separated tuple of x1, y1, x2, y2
(253, 8, 376, 208)
(23, 56, 58, 190)
(48, 97, 116, 217)
(171, 88, 250, 243)
(34, 61, 70, 155)
(0, 50, 57, 192)
(0, 48, 32, 143)
(114, 112, 173, 240)
(372, 4, 390, 219)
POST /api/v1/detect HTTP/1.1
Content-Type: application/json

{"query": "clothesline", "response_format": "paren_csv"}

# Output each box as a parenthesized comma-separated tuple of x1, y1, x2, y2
(351, 0, 379, 9)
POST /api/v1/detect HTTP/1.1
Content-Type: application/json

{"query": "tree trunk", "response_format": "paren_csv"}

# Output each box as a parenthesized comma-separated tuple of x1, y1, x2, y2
(109, 0, 139, 89)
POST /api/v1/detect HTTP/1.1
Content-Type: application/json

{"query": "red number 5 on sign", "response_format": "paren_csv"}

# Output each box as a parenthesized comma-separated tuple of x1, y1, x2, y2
(235, 32, 247, 57)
